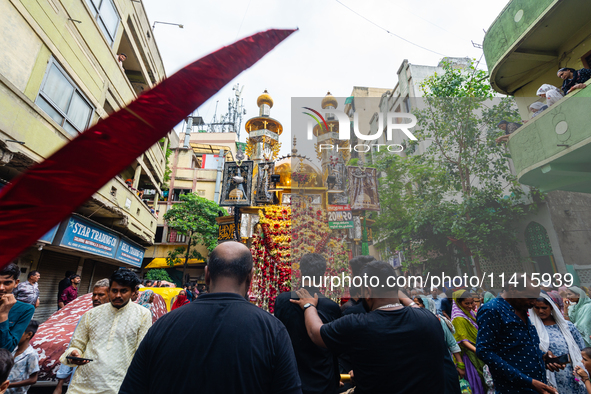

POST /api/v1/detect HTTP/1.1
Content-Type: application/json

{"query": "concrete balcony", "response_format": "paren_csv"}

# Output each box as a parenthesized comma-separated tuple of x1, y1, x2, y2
(483, 0, 591, 95)
(94, 177, 158, 244)
(144, 143, 166, 183)
(507, 87, 591, 193)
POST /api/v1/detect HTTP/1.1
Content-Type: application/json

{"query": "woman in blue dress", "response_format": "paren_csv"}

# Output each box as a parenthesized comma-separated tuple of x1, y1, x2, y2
(531, 293, 586, 393)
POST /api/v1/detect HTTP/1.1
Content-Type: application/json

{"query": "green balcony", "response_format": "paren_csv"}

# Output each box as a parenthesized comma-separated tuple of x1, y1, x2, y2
(507, 87, 591, 193)
(483, 0, 591, 95)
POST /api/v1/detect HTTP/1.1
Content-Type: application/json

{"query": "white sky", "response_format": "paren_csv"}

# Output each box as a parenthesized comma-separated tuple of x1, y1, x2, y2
(142, 0, 511, 155)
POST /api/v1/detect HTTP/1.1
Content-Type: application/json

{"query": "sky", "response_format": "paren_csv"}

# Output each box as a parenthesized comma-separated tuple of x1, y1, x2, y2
(141, 0, 511, 155)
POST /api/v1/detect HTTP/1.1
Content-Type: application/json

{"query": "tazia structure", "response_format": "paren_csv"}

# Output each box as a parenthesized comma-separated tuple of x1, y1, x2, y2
(250, 197, 351, 312)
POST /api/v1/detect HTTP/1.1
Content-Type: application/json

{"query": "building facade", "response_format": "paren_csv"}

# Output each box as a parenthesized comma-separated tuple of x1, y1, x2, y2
(366, 56, 591, 283)
(483, 0, 591, 285)
(0, 0, 170, 321)
(143, 124, 238, 285)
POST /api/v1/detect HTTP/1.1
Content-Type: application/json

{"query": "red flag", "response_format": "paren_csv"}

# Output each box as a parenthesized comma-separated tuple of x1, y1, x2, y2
(0, 29, 296, 265)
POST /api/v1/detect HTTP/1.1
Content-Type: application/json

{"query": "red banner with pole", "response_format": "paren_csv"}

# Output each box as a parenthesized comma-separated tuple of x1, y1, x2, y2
(0, 29, 296, 266)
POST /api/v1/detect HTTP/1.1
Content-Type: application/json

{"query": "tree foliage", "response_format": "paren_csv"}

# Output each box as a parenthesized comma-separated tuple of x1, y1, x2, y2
(373, 60, 533, 274)
(145, 268, 173, 282)
(164, 193, 222, 273)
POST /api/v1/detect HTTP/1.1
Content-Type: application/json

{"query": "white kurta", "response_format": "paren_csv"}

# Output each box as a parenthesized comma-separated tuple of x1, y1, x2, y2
(59, 301, 152, 394)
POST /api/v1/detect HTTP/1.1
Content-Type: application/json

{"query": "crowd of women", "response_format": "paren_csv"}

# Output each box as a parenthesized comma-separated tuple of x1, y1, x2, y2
(409, 284, 591, 394)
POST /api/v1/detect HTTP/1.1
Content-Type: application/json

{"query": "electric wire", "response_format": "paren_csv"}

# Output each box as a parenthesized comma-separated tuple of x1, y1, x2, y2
(335, 0, 448, 57)
(235, 0, 253, 40)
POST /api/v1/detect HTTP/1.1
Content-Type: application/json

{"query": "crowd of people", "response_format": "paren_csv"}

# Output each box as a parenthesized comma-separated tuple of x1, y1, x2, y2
(0, 244, 589, 393)
(495, 65, 590, 143)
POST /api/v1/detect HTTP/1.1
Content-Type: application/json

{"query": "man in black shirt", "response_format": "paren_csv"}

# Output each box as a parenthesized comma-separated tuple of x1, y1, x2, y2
(275, 253, 342, 394)
(119, 241, 302, 394)
(341, 255, 375, 316)
(291, 261, 445, 394)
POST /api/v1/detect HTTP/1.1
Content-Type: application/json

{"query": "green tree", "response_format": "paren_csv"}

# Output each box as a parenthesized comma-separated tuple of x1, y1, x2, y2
(164, 193, 222, 280)
(374, 60, 533, 276)
(145, 268, 173, 282)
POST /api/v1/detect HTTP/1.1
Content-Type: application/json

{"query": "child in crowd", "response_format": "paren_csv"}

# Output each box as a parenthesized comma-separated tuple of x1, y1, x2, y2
(7, 321, 39, 394)
(575, 347, 591, 393)
(0, 349, 14, 394)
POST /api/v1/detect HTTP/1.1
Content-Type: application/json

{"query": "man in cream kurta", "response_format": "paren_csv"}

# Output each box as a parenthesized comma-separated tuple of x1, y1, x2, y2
(59, 269, 151, 394)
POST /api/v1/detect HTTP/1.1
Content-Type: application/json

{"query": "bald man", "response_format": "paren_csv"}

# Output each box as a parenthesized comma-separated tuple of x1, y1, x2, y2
(119, 241, 302, 394)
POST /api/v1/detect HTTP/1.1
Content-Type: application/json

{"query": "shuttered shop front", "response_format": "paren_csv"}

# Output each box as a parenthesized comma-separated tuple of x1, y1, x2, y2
(79, 260, 120, 295)
(33, 250, 80, 323)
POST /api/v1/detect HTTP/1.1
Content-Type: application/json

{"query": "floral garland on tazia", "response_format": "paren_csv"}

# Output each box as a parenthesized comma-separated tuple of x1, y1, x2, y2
(250, 205, 291, 312)
(291, 195, 351, 300)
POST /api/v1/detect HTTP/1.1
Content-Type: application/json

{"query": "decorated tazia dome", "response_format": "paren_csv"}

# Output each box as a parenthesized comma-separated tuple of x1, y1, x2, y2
(321, 91, 338, 109)
(313, 91, 340, 138)
(256, 89, 274, 108)
(244, 90, 283, 162)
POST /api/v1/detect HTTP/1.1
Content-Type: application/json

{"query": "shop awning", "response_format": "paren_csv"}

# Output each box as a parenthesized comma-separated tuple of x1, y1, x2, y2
(145, 258, 204, 269)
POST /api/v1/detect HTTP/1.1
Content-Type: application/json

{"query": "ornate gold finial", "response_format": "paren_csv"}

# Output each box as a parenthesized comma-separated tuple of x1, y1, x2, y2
(321, 91, 338, 109)
(257, 89, 274, 108)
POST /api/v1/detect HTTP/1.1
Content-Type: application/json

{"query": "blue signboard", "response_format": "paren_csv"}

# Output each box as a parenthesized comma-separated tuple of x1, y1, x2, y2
(60, 217, 119, 258)
(39, 224, 59, 244)
(115, 238, 145, 267)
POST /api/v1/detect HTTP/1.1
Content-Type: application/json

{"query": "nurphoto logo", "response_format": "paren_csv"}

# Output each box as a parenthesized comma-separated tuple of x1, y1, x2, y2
(301, 106, 418, 153)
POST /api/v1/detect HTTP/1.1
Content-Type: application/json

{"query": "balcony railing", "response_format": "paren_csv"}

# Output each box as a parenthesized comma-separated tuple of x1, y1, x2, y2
(507, 86, 591, 193)
(96, 177, 158, 242)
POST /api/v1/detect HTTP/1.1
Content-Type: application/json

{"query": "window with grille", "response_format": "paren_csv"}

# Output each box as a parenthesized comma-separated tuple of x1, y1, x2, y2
(36, 59, 94, 136)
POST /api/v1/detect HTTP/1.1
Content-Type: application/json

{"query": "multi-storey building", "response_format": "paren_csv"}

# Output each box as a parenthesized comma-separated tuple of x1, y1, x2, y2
(143, 123, 237, 285)
(368, 58, 471, 157)
(483, 0, 591, 285)
(0, 0, 170, 320)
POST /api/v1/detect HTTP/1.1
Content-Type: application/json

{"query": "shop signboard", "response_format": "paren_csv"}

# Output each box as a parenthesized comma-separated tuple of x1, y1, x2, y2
(115, 238, 145, 267)
(59, 216, 119, 258)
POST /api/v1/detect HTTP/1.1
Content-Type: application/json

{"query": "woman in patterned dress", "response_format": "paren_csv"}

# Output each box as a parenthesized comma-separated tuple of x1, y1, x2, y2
(531, 293, 586, 393)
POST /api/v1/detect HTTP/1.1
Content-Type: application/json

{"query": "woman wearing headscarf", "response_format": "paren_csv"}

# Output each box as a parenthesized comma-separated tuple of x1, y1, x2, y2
(529, 102, 548, 118)
(566, 287, 591, 347)
(171, 290, 190, 310)
(547, 290, 564, 313)
(482, 291, 495, 305)
(531, 293, 586, 393)
(558, 67, 591, 95)
(477, 292, 495, 315)
(452, 290, 486, 394)
(137, 290, 154, 310)
(537, 84, 564, 106)
(419, 296, 463, 394)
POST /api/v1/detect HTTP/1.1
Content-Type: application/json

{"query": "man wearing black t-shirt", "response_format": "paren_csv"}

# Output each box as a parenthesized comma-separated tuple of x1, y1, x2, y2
(292, 261, 445, 394)
(275, 253, 342, 394)
(341, 255, 375, 316)
(119, 241, 302, 394)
